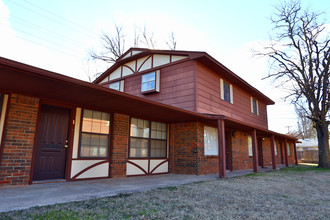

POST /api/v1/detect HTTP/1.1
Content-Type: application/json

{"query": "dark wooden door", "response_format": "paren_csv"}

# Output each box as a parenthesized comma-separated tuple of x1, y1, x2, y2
(257, 138, 263, 167)
(225, 133, 232, 171)
(33, 105, 70, 180)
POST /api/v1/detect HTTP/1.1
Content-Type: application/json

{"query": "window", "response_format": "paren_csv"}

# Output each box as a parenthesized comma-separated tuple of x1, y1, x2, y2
(79, 109, 110, 158)
(141, 70, 160, 93)
(220, 79, 233, 104)
(129, 118, 167, 158)
(204, 126, 218, 155)
(248, 135, 253, 156)
(109, 80, 124, 92)
(251, 97, 259, 115)
(287, 143, 291, 156)
(274, 141, 278, 156)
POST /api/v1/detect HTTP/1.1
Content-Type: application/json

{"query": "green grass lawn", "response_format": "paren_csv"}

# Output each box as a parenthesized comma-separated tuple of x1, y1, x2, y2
(0, 164, 329, 219)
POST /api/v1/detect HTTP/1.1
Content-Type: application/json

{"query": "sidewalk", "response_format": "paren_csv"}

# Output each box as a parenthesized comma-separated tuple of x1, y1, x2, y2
(0, 165, 284, 213)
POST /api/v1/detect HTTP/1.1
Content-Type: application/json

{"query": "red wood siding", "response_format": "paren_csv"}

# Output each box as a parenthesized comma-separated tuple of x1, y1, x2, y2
(195, 62, 269, 129)
(103, 61, 196, 111)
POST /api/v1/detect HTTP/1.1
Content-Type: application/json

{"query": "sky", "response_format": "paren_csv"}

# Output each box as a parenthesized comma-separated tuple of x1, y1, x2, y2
(0, 0, 329, 133)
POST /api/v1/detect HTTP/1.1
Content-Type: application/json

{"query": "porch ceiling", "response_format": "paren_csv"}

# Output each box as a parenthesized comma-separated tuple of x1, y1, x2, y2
(0, 57, 211, 123)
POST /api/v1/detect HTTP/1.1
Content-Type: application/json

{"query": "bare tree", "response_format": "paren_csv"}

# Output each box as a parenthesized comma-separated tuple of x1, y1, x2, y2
(258, 0, 329, 167)
(89, 25, 126, 63)
(139, 25, 156, 48)
(166, 32, 177, 50)
(295, 101, 316, 139)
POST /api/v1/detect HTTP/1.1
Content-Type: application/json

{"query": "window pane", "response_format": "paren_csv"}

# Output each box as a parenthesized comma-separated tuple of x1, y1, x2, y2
(82, 110, 110, 134)
(204, 126, 218, 155)
(248, 135, 253, 156)
(223, 81, 231, 102)
(287, 143, 291, 156)
(252, 98, 258, 114)
(151, 122, 167, 140)
(275, 142, 278, 156)
(142, 81, 155, 91)
(131, 118, 149, 138)
(80, 133, 108, 158)
(150, 140, 167, 158)
(142, 72, 155, 83)
(109, 82, 120, 91)
(130, 137, 149, 158)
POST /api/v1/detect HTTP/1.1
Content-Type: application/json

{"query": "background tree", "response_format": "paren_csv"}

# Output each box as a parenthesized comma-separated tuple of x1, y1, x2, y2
(89, 24, 177, 65)
(259, 0, 329, 167)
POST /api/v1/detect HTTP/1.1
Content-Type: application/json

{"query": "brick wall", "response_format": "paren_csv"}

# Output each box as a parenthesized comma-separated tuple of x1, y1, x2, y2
(231, 131, 253, 170)
(110, 113, 129, 178)
(262, 138, 272, 167)
(0, 94, 39, 186)
(170, 122, 199, 175)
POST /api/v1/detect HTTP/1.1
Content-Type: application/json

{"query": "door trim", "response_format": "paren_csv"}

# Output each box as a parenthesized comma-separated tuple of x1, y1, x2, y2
(29, 100, 76, 184)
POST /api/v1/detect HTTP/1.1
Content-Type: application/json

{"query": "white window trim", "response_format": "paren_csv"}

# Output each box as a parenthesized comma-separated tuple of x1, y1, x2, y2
(251, 97, 259, 115)
(220, 78, 233, 104)
(248, 135, 253, 156)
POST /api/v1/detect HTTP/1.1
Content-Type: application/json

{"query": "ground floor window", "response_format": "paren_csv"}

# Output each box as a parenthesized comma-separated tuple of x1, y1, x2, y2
(204, 126, 218, 155)
(129, 118, 167, 158)
(287, 143, 291, 156)
(274, 141, 278, 156)
(79, 109, 110, 158)
(248, 135, 253, 156)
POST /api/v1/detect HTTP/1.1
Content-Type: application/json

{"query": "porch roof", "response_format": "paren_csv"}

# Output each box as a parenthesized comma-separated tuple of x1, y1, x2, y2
(0, 56, 210, 123)
(0, 56, 295, 141)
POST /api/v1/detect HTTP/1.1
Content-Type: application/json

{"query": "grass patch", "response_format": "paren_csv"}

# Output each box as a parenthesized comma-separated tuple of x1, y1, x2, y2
(280, 164, 330, 172)
(245, 172, 268, 177)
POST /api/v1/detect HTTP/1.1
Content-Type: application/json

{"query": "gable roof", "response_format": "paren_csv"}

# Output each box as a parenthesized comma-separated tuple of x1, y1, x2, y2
(93, 48, 275, 105)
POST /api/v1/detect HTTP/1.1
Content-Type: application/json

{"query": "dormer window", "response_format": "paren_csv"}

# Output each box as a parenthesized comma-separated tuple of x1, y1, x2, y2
(251, 97, 259, 115)
(220, 79, 233, 104)
(141, 70, 160, 93)
(109, 80, 124, 92)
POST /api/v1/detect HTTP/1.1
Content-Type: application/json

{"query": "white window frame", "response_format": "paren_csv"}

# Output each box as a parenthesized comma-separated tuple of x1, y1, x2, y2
(109, 80, 124, 92)
(220, 79, 233, 104)
(141, 70, 160, 93)
(248, 135, 253, 156)
(251, 97, 259, 115)
(204, 126, 219, 156)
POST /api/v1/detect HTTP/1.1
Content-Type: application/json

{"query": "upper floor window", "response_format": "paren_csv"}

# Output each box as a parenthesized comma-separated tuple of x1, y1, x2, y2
(141, 70, 160, 93)
(251, 97, 259, 115)
(204, 126, 219, 155)
(79, 109, 110, 158)
(109, 80, 124, 92)
(220, 79, 233, 104)
(129, 118, 167, 158)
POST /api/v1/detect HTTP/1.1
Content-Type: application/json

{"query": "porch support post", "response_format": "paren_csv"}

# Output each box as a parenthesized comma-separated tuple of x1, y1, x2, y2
(293, 142, 298, 165)
(284, 138, 289, 167)
(217, 119, 226, 178)
(270, 135, 276, 170)
(252, 129, 258, 172)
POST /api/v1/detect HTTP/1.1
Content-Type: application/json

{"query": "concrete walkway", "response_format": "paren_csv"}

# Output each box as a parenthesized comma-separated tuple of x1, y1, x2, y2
(0, 166, 285, 213)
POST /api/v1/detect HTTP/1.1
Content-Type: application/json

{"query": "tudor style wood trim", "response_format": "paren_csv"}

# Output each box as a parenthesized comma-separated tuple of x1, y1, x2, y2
(270, 134, 276, 170)
(71, 160, 109, 180)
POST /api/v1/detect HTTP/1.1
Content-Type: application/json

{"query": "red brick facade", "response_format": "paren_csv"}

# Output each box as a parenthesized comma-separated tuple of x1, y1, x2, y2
(110, 113, 129, 178)
(0, 94, 39, 186)
(231, 131, 253, 170)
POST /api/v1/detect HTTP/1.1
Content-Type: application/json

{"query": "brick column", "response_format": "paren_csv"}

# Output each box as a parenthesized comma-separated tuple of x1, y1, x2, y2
(270, 135, 276, 170)
(0, 94, 39, 186)
(284, 138, 289, 167)
(217, 119, 226, 178)
(111, 113, 129, 178)
(252, 129, 258, 172)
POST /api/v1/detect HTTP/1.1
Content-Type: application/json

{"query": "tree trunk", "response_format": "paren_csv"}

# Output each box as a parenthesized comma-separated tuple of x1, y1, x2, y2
(315, 122, 329, 168)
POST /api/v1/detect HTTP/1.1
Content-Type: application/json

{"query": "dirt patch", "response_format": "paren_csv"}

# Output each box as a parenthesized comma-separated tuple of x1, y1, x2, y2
(1, 169, 329, 219)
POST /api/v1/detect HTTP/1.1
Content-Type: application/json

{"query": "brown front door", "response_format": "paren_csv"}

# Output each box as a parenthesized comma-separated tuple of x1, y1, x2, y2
(257, 138, 263, 167)
(33, 105, 70, 181)
(225, 133, 232, 171)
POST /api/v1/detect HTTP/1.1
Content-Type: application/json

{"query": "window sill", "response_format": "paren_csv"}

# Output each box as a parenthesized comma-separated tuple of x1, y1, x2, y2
(141, 89, 159, 94)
